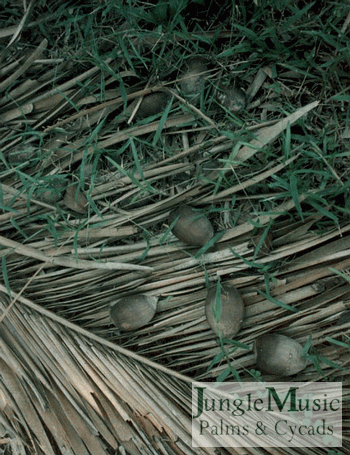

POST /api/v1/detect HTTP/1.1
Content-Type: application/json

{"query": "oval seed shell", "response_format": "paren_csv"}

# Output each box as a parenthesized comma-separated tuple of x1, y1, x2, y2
(205, 283, 244, 338)
(136, 92, 170, 119)
(255, 333, 307, 376)
(216, 85, 247, 113)
(169, 205, 214, 246)
(110, 294, 158, 331)
(179, 57, 208, 99)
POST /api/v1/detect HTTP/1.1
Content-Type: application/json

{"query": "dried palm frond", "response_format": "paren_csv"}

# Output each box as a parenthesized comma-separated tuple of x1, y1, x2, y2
(0, 290, 197, 455)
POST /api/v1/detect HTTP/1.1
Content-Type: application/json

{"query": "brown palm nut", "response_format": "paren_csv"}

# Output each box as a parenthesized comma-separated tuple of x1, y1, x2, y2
(179, 57, 208, 99)
(110, 294, 158, 331)
(205, 284, 244, 339)
(169, 205, 214, 246)
(216, 84, 247, 113)
(136, 92, 170, 119)
(255, 333, 307, 376)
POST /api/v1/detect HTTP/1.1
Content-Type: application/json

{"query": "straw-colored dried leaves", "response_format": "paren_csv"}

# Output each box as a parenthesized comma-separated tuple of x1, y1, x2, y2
(250, 229, 273, 256)
(335, 310, 350, 326)
(198, 160, 222, 182)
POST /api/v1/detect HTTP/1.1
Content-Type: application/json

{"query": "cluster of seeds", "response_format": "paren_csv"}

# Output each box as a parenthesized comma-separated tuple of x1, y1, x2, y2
(110, 204, 308, 377)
